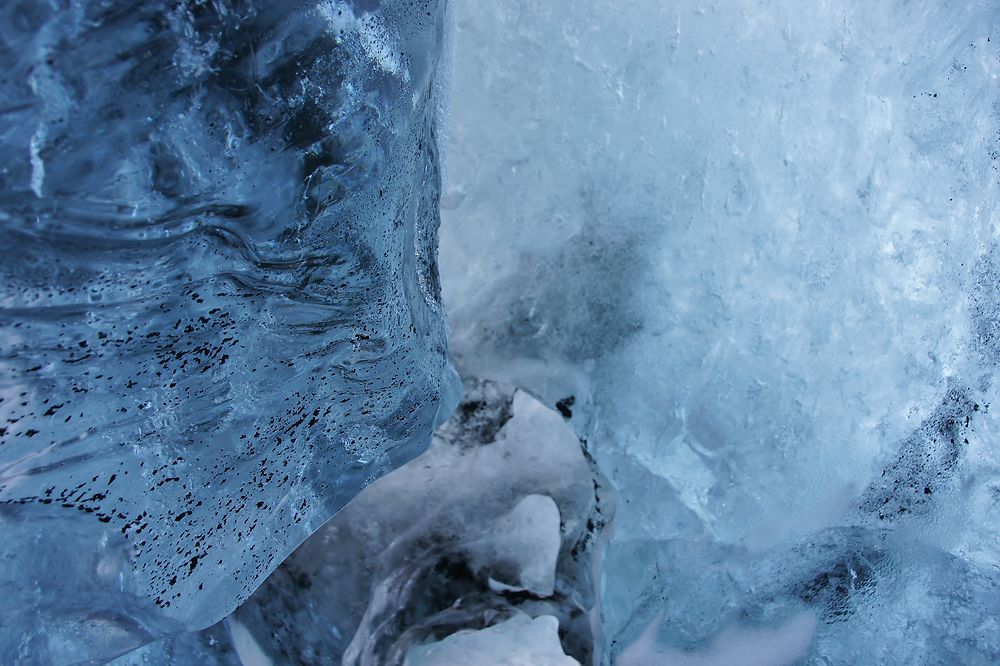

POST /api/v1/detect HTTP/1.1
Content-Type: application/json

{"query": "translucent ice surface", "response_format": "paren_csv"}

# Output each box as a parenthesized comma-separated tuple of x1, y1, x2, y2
(213, 379, 609, 666)
(0, 1, 456, 662)
(404, 613, 580, 666)
(440, 0, 1000, 662)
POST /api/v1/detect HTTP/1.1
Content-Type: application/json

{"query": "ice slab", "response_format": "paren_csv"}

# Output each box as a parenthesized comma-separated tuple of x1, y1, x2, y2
(0, 1, 457, 662)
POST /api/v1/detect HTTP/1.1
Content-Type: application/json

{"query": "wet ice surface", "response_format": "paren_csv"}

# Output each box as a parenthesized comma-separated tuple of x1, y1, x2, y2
(0, 1, 456, 663)
(440, 0, 1000, 663)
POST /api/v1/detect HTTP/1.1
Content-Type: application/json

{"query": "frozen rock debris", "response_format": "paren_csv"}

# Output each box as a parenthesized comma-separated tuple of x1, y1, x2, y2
(0, 1, 457, 663)
(440, 0, 1000, 663)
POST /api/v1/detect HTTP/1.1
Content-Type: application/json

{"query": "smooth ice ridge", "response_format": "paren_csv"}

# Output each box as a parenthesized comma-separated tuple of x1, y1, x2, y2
(0, 1, 457, 663)
(440, 0, 1000, 663)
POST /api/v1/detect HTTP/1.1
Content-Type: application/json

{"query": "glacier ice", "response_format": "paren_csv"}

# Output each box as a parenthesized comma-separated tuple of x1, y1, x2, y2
(404, 613, 580, 666)
(0, 1, 457, 662)
(439, 0, 1000, 663)
(200, 379, 610, 665)
(4, 0, 1000, 663)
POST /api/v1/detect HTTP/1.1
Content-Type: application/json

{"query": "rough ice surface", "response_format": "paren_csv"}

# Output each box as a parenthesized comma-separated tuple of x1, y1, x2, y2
(440, 0, 1000, 663)
(202, 379, 609, 666)
(0, 1, 457, 662)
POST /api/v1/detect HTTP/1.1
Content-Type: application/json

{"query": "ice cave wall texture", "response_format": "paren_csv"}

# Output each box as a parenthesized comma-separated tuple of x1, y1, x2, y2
(1, 1, 999, 665)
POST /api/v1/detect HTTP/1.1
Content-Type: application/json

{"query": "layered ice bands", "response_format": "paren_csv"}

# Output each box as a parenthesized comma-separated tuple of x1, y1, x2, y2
(440, 0, 1000, 663)
(0, 1, 457, 663)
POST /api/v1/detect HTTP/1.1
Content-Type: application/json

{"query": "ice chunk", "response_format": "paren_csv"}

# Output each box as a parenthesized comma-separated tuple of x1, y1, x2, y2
(0, 1, 457, 662)
(479, 494, 561, 596)
(218, 379, 611, 666)
(404, 614, 580, 666)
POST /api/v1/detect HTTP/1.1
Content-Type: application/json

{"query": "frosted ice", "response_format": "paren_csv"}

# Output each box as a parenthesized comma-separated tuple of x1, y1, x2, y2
(480, 494, 562, 597)
(0, 1, 456, 662)
(404, 614, 580, 666)
(440, 0, 1000, 662)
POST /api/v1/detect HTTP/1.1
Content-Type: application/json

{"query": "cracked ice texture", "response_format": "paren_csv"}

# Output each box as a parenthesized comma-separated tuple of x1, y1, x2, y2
(440, 0, 1000, 662)
(0, 1, 457, 663)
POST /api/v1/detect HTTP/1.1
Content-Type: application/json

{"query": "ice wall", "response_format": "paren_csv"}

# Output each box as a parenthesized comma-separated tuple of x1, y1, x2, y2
(440, 0, 1000, 662)
(0, 1, 457, 663)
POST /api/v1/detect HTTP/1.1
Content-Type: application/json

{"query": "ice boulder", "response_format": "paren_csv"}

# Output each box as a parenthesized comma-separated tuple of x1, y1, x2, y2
(0, 1, 457, 662)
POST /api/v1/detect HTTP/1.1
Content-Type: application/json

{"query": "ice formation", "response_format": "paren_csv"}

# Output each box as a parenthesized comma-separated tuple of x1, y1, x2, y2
(187, 379, 610, 665)
(0, 1, 456, 662)
(440, 0, 1000, 663)
(404, 613, 580, 666)
(4, 0, 1000, 664)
